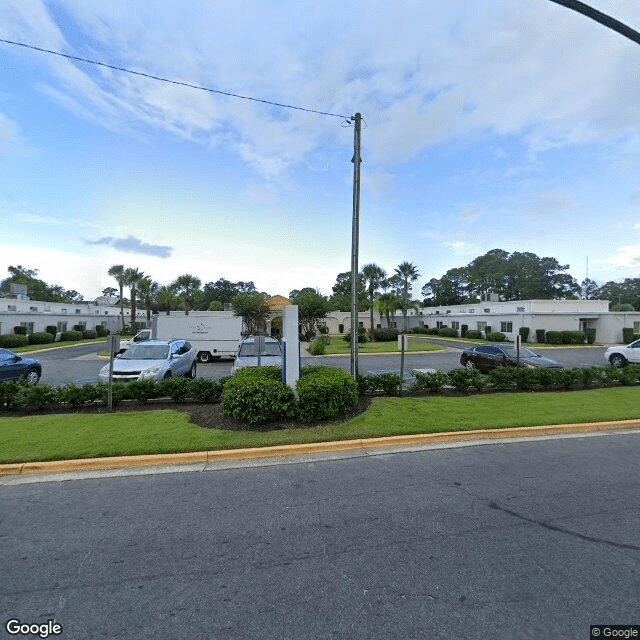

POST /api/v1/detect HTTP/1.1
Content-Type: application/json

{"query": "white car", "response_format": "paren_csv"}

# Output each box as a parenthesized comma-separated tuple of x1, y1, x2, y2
(99, 339, 197, 383)
(603, 339, 640, 367)
(232, 336, 282, 373)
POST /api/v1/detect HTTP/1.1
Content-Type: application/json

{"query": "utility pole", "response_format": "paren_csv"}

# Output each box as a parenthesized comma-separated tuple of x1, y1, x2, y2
(350, 112, 362, 380)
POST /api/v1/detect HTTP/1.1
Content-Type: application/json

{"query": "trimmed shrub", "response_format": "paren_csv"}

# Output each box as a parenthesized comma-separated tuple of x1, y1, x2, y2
(486, 331, 506, 342)
(82, 329, 98, 340)
(0, 381, 26, 410)
(544, 331, 562, 345)
(447, 368, 486, 391)
(358, 373, 403, 396)
(0, 333, 29, 348)
(428, 327, 441, 335)
(95, 325, 108, 337)
(94, 381, 128, 407)
(296, 366, 359, 421)
(373, 327, 399, 342)
(619, 364, 640, 386)
(60, 330, 83, 342)
(317, 324, 329, 335)
(465, 330, 481, 340)
(28, 332, 54, 345)
(158, 377, 191, 403)
(438, 327, 458, 337)
(622, 328, 636, 344)
(557, 367, 583, 388)
(581, 366, 604, 387)
(126, 379, 162, 403)
(342, 327, 368, 343)
(560, 331, 585, 345)
(519, 327, 530, 342)
(222, 368, 295, 424)
(46, 325, 58, 336)
(57, 383, 100, 407)
(14, 326, 28, 335)
(484, 326, 492, 335)
(488, 367, 516, 390)
(461, 324, 468, 337)
(412, 370, 448, 392)
(408, 326, 429, 335)
(585, 328, 596, 345)
(185, 378, 223, 403)
(308, 339, 326, 356)
(536, 329, 546, 344)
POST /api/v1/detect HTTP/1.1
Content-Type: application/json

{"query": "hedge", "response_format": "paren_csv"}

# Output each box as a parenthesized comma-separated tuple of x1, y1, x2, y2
(60, 330, 83, 342)
(0, 334, 29, 348)
(296, 366, 359, 421)
(486, 331, 506, 342)
(536, 329, 546, 343)
(28, 332, 55, 345)
(373, 327, 399, 341)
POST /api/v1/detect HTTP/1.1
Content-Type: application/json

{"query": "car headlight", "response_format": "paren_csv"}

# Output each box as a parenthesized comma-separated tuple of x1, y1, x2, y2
(140, 364, 166, 379)
(99, 364, 110, 376)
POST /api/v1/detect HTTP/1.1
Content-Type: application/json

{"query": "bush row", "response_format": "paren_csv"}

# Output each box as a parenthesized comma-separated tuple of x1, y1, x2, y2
(411, 364, 640, 393)
(0, 328, 109, 348)
(0, 377, 224, 412)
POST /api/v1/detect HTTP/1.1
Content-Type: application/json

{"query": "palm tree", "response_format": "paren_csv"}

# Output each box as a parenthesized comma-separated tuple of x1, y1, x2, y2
(376, 292, 400, 329)
(123, 267, 144, 330)
(107, 264, 127, 330)
(394, 261, 421, 331)
(156, 284, 177, 315)
(361, 263, 387, 340)
(172, 274, 202, 315)
(137, 276, 158, 322)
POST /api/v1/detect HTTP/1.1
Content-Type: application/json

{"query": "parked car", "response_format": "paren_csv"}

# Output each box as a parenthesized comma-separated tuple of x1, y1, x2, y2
(0, 348, 42, 383)
(232, 336, 282, 373)
(98, 339, 196, 383)
(603, 339, 640, 367)
(459, 344, 563, 372)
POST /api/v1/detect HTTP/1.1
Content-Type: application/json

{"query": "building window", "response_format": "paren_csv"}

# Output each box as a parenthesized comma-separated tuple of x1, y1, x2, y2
(20, 322, 35, 335)
(634, 322, 640, 333)
(61, 309, 67, 314)
(468, 309, 475, 314)
(30, 306, 38, 312)
(57, 321, 68, 332)
(436, 321, 444, 328)
(75, 309, 81, 314)
(452, 321, 460, 330)
(477, 321, 487, 332)
(501, 321, 513, 332)
(446, 310, 451, 314)
(484, 308, 490, 313)
(517, 306, 525, 312)
(7, 305, 16, 311)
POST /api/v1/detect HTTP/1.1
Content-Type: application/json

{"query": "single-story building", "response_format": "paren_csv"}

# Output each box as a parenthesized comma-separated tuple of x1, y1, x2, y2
(411, 299, 640, 344)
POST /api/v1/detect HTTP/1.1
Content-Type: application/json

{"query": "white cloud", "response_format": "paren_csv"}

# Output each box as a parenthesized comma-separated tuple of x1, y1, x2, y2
(0, 113, 29, 155)
(596, 245, 640, 270)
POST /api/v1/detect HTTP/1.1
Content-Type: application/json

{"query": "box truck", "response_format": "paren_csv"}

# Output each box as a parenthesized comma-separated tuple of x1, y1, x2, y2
(121, 311, 243, 363)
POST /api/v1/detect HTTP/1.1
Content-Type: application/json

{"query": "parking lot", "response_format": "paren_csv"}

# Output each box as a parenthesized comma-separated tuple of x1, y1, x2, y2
(31, 340, 611, 387)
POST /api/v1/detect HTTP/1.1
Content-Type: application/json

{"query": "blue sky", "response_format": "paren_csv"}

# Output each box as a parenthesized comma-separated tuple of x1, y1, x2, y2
(0, 1, 639, 300)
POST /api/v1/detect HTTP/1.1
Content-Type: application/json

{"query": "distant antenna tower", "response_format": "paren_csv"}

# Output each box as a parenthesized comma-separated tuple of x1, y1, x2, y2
(586, 256, 589, 280)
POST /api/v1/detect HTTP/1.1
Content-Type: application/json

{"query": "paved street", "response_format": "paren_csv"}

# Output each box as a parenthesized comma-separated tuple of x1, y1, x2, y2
(32, 340, 610, 387)
(1, 433, 639, 639)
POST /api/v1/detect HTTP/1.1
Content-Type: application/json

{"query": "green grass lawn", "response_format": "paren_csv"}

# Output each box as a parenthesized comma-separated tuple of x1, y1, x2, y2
(2, 386, 639, 464)
(323, 337, 443, 355)
(12, 338, 108, 354)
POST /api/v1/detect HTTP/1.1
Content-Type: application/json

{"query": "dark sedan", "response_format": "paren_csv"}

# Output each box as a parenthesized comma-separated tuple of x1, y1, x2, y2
(0, 348, 42, 383)
(459, 344, 563, 372)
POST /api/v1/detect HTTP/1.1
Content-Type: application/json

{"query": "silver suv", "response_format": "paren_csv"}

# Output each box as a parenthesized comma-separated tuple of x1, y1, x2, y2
(98, 339, 197, 383)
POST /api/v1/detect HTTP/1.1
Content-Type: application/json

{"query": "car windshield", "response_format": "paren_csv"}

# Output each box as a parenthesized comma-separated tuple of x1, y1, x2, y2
(238, 341, 281, 357)
(500, 346, 539, 358)
(121, 344, 169, 360)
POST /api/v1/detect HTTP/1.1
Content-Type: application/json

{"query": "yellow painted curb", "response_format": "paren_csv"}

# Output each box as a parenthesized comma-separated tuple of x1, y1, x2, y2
(2, 419, 640, 478)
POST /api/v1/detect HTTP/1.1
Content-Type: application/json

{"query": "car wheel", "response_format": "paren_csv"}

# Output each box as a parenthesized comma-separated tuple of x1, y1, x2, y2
(24, 368, 41, 384)
(198, 351, 211, 363)
(610, 353, 627, 368)
(187, 362, 197, 379)
(464, 360, 475, 369)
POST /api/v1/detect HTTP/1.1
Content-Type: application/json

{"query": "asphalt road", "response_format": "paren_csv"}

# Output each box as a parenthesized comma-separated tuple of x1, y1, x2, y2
(1, 433, 638, 639)
(32, 340, 611, 387)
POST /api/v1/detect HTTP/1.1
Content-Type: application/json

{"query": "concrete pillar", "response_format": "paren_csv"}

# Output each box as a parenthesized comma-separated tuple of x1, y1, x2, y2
(282, 305, 300, 393)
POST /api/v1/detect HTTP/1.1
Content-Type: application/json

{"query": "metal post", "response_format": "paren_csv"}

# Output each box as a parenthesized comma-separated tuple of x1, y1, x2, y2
(350, 112, 362, 380)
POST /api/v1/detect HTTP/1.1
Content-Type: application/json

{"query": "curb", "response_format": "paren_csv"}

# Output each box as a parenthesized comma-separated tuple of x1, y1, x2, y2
(2, 419, 640, 478)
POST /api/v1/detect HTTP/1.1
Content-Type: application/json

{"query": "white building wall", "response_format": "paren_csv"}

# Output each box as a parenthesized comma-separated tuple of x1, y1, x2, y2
(0, 298, 143, 336)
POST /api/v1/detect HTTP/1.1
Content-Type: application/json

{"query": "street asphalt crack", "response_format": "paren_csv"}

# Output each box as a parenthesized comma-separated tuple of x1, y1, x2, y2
(488, 501, 640, 551)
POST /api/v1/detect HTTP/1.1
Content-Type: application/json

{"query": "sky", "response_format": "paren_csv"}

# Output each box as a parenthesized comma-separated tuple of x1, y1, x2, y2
(0, 1, 639, 301)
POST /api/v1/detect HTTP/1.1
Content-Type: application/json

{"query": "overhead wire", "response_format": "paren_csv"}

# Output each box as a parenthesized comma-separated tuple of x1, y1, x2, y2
(0, 38, 353, 121)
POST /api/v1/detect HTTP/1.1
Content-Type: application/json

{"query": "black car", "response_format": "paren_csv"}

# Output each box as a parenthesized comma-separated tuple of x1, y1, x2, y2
(0, 348, 42, 383)
(459, 344, 563, 372)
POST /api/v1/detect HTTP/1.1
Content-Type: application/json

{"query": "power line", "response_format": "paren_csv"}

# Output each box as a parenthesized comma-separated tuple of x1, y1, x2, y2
(0, 37, 351, 120)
